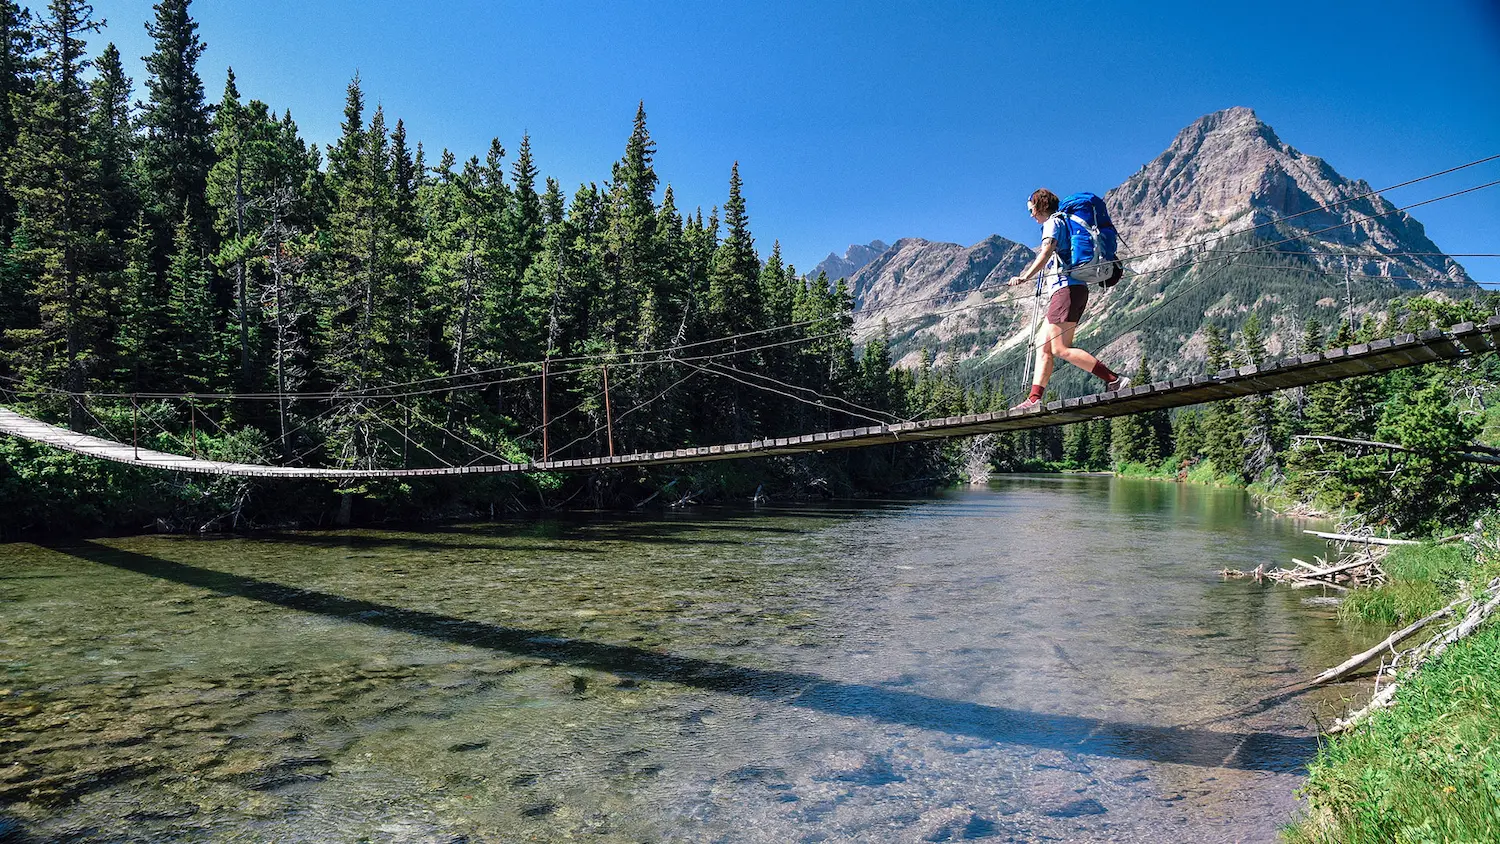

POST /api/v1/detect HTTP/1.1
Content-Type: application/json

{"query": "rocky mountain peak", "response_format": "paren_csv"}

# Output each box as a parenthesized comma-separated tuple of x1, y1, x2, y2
(1106, 108, 1471, 286)
(812, 240, 891, 281)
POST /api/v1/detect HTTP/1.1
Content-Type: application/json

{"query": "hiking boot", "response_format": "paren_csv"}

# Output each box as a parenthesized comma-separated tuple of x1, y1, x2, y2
(1105, 375, 1132, 393)
(1009, 396, 1042, 411)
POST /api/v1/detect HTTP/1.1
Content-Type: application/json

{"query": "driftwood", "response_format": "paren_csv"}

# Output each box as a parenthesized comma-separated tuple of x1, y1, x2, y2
(1306, 603, 1458, 688)
(1332, 579, 1500, 732)
(1303, 529, 1419, 546)
(1295, 434, 1500, 466)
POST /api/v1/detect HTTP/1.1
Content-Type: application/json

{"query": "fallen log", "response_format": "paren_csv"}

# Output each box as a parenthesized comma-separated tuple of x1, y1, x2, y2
(1304, 530, 1419, 546)
(1305, 603, 1458, 688)
(1332, 584, 1500, 732)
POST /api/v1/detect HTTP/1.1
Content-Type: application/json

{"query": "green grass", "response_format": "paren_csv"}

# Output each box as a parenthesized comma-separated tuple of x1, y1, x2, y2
(1284, 621, 1500, 844)
(1340, 544, 1499, 626)
(1286, 535, 1500, 842)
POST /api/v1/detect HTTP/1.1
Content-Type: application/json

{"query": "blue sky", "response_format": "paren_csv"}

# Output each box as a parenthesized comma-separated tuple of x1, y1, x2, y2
(86, 0, 1500, 281)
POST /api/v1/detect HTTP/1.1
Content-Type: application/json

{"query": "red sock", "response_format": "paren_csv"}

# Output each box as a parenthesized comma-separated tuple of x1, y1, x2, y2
(1090, 361, 1117, 382)
(1028, 384, 1045, 402)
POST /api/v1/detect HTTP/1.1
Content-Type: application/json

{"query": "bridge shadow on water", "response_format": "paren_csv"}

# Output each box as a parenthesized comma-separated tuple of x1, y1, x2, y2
(55, 540, 1316, 775)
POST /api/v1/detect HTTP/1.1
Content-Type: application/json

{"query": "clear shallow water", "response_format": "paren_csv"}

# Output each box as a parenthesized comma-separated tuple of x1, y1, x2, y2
(0, 476, 1376, 842)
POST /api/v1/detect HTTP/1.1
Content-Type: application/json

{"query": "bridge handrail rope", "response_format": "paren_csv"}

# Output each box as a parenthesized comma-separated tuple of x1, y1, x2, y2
(703, 360, 909, 424)
(681, 360, 896, 428)
(2, 319, 1495, 478)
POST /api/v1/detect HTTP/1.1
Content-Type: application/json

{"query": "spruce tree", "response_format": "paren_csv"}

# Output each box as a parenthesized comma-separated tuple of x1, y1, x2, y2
(115, 211, 169, 390)
(4, 0, 107, 428)
(208, 68, 256, 384)
(164, 204, 216, 389)
(707, 163, 762, 332)
(88, 43, 135, 244)
(1111, 356, 1164, 467)
(139, 0, 213, 252)
(0, 0, 36, 240)
(1238, 313, 1278, 480)
(1199, 324, 1248, 480)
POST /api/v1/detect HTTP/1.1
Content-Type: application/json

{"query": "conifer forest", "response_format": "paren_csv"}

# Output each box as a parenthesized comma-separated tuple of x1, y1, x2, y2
(0, 0, 1495, 536)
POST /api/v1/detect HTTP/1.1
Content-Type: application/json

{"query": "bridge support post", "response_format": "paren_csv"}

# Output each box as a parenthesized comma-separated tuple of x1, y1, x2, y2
(541, 361, 550, 461)
(132, 395, 139, 461)
(603, 364, 615, 457)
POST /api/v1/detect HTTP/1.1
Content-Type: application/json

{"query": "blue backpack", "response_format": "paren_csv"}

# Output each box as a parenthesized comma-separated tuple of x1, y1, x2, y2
(1053, 192, 1123, 287)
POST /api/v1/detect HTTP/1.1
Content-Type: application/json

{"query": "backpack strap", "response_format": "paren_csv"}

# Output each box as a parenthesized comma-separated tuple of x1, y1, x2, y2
(1048, 212, 1071, 265)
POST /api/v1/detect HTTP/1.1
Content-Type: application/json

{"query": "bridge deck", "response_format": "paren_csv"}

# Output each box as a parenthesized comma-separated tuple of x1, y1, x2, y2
(2, 319, 1496, 479)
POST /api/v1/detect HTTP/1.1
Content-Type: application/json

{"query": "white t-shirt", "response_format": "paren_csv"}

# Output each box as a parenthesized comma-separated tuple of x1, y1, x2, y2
(1040, 214, 1083, 293)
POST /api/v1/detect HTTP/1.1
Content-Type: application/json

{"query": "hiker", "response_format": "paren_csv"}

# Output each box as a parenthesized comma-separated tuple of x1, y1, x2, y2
(1006, 188, 1127, 410)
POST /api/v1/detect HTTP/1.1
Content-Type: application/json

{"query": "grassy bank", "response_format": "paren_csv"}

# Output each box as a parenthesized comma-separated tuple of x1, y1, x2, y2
(1285, 539, 1500, 843)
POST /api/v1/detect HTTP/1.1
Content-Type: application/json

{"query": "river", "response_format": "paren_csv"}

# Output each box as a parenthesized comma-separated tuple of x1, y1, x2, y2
(0, 475, 1380, 842)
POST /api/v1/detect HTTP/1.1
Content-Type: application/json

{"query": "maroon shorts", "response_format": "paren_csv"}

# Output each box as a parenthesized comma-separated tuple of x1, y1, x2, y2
(1046, 284, 1089, 325)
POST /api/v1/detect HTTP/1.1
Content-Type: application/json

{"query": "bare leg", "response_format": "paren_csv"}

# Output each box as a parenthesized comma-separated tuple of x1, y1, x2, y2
(1032, 321, 1104, 390)
(1050, 322, 1103, 373)
(1032, 323, 1061, 389)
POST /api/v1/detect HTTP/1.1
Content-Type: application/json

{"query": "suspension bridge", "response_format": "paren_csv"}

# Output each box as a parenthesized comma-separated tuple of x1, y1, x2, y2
(0, 318, 1493, 479)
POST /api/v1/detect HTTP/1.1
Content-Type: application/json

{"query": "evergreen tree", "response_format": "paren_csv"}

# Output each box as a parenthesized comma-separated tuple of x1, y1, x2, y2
(207, 68, 257, 385)
(1086, 418, 1112, 469)
(139, 0, 213, 252)
(506, 132, 544, 285)
(1238, 313, 1278, 480)
(605, 102, 658, 349)
(707, 163, 762, 333)
(0, 0, 36, 240)
(1199, 324, 1248, 480)
(3, 0, 107, 428)
(164, 204, 216, 388)
(318, 79, 402, 467)
(1111, 356, 1166, 467)
(88, 43, 135, 241)
(704, 164, 763, 438)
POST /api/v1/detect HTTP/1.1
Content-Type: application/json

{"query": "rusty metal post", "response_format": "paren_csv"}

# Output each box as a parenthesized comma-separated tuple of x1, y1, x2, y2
(602, 364, 615, 457)
(541, 360, 550, 461)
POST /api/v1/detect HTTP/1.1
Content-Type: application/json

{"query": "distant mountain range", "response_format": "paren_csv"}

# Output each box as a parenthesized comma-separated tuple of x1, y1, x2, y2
(825, 107, 1477, 382)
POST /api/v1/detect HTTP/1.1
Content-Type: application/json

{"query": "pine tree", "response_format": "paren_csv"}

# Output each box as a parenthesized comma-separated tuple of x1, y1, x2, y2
(1238, 313, 1278, 480)
(1199, 324, 1248, 480)
(1111, 356, 1165, 467)
(4, 0, 107, 428)
(139, 0, 213, 252)
(0, 0, 37, 240)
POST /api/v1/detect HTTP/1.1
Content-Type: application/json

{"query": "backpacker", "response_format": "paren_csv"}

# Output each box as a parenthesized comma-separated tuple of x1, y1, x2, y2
(1052, 192, 1124, 287)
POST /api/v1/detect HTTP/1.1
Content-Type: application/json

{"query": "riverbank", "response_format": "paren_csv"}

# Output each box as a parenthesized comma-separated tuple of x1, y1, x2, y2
(1284, 535, 1500, 842)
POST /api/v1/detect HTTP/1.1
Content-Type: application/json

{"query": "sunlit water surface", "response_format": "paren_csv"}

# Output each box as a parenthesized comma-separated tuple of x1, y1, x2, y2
(0, 476, 1378, 842)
